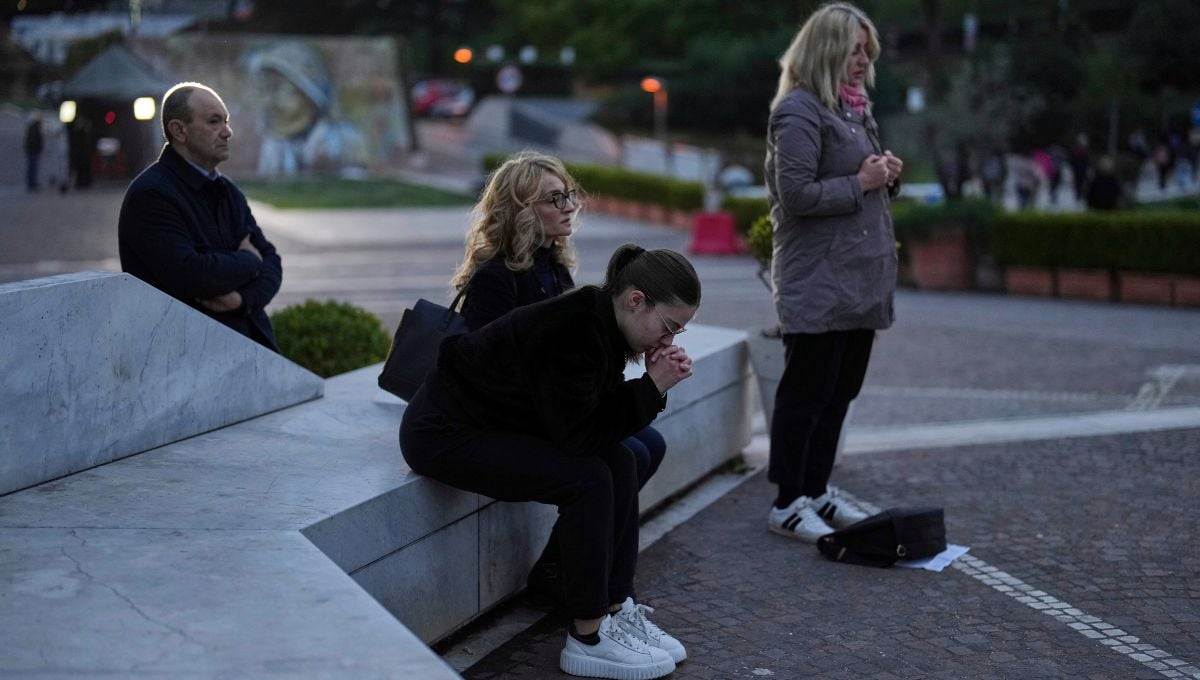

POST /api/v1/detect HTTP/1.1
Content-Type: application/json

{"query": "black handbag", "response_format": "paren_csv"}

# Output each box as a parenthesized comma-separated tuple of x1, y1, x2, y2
(378, 284, 470, 401)
(817, 507, 946, 568)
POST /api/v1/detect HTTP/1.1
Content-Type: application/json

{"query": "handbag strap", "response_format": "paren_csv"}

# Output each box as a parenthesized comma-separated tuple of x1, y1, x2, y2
(440, 268, 480, 331)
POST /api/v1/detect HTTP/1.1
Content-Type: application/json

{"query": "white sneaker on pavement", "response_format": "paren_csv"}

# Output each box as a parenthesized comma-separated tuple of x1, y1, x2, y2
(767, 495, 835, 543)
(811, 486, 870, 529)
(613, 597, 687, 663)
(560, 614, 676, 680)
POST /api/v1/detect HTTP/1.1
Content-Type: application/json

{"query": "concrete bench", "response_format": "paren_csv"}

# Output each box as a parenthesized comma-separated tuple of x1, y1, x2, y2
(0, 272, 753, 677)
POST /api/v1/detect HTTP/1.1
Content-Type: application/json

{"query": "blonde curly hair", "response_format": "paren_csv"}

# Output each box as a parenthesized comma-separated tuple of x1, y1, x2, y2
(451, 150, 580, 291)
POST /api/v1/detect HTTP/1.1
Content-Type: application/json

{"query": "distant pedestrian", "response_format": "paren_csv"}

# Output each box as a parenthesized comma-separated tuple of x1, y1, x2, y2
(1068, 133, 1092, 205)
(1085, 155, 1123, 211)
(1153, 142, 1174, 192)
(44, 120, 70, 193)
(70, 116, 94, 189)
(1031, 148, 1058, 204)
(400, 244, 698, 679)
(118, 81, 283, 351)
(23, 116, 43, 191)
(763, 2, 901, 543)
(981, 149, 1007, 202)
(1014, 155, 1041, 210)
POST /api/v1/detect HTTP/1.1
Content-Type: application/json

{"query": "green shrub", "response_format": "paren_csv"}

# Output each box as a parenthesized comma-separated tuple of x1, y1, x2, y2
(270, 300, 391, 378)
(992, 211, 1200, 275)
(479, 153, 706, 212)
(719, 196, 770, 235)
(748, 214, 774, 271)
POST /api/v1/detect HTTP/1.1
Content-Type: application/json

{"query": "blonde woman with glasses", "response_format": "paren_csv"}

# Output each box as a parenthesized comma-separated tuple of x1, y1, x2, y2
(764, 2, 903, 543)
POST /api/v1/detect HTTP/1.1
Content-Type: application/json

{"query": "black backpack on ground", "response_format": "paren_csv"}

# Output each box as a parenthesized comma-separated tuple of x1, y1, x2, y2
(817, 507, 946, 568)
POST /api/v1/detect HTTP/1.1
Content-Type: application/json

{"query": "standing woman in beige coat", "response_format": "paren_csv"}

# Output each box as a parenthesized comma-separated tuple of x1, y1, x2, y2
(763, 2, 903, 542)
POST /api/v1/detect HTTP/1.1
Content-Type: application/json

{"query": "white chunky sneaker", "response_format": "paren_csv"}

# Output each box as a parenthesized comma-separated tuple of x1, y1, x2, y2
(613, 597, 687, 663)
(560, 614, 676, 680)
(768, 495, 835, 543)
(811, 486, 871, 529)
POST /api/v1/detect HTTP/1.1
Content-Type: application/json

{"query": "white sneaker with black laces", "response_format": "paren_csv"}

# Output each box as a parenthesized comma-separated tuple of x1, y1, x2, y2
(767, 495, 834, 543)
(560, 614, 676, 680)
(613, 597, 686, 663)
(811, 486, 870, 529)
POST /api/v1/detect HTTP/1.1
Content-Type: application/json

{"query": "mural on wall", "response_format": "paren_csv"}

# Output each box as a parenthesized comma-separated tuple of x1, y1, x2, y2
(246, 41, 367, 176)
(133, 34, 411, 178)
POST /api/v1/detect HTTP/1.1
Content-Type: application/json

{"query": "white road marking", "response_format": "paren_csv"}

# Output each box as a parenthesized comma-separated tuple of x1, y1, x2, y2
(844, 406, 1200, 454)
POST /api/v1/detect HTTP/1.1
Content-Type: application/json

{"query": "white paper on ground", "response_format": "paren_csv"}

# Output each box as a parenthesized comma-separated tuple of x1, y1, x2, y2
(895, 544, 970, 572)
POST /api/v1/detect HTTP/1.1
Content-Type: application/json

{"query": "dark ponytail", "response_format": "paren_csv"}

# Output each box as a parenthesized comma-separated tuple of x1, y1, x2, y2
(602, 243, 701, 307)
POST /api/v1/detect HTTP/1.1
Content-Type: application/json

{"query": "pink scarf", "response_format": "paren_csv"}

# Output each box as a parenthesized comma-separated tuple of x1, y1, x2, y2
(839, 83, 868, 116)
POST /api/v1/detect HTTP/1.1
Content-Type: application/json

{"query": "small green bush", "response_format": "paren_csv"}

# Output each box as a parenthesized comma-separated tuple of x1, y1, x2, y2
(270, 300, 391, 378)
(719, 196, 770, 236)
(748, 214, 774, 271)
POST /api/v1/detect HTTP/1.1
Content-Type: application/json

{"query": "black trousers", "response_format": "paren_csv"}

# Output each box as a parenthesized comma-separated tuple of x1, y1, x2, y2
(768, 328, 875, 498)
(529, 425, 665, 591)
(400, 387, 640, 620)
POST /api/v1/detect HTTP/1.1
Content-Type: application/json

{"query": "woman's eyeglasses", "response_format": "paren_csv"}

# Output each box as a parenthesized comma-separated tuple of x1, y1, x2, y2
(542, 190, 579, 210)
(653, 306, 687, 337)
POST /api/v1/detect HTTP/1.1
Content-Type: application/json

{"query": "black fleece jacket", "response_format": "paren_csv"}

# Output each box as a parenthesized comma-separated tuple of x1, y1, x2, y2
(426, 285, 665, 456)
(460, 248, 574, 331)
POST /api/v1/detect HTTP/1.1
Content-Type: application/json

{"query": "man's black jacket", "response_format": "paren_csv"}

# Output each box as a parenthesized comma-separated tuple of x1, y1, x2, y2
(118, 144, 282, 351)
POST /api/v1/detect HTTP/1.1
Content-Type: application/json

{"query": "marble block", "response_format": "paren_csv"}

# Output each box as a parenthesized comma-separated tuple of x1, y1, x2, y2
(0, 272, 324, 495)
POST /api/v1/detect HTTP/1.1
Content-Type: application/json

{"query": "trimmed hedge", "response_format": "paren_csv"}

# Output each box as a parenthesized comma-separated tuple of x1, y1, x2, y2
(891, 198, 997, 241)
(993, 211, 1200, 276)
(270, 300, 391, 378)
(481, 153, 705, 212)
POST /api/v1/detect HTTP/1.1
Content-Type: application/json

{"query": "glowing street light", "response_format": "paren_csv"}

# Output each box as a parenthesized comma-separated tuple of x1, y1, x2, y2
(133, 97, 156, 121)
(454, 47, 473, 64)
(59, 100, 77, 124)
(641, 76, 670, 173)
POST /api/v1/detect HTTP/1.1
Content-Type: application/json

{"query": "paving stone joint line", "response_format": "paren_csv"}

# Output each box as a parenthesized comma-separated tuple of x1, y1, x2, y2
(843, 492, 1200, 680)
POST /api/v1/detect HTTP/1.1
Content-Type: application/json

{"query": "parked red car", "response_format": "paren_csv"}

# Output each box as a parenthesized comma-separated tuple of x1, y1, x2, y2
(411, 79, 475, 118)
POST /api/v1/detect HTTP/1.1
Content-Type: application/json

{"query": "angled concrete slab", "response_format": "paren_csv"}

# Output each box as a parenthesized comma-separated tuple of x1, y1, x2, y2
(0, 272, 324, 496)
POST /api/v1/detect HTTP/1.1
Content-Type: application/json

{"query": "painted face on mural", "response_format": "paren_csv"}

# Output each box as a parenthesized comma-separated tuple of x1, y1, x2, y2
(261, 69, 319, 138)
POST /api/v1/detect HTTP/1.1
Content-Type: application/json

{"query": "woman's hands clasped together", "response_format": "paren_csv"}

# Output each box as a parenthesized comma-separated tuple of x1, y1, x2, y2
(647, 345, 693, 394)
(857, 149, 904, 193)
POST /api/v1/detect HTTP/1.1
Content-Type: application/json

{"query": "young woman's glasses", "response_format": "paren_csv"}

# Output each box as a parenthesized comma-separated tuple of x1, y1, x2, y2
(542, 190, 579, 210)
(653, 306, 687, 337)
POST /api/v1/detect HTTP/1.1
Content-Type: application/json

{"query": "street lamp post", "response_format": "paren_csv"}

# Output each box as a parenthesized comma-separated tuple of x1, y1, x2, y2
(641, 76, 671, 175)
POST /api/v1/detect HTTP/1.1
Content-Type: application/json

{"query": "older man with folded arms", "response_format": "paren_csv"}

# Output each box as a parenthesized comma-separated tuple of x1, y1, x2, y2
(119, 81, 282, 351)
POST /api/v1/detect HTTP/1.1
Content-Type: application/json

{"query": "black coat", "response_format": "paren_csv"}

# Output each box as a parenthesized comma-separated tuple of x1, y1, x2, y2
(426, 286, 664, 457)
(118, 144, 282, 351)
(460, 248, 574, 331)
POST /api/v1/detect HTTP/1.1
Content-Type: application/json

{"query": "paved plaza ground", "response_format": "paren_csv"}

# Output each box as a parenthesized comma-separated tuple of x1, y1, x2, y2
(458, 305, 1200, 679)
(2, 177, 1198, 679)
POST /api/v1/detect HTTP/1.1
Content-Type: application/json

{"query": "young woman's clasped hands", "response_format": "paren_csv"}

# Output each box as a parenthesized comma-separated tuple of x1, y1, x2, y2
(647, 345, 692, 394)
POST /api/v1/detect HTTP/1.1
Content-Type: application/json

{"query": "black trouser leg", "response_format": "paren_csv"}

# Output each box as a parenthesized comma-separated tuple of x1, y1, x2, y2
(529, 425, 665, 606)
(768, 328, 875, 499)
(400, 399, 640, 620)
